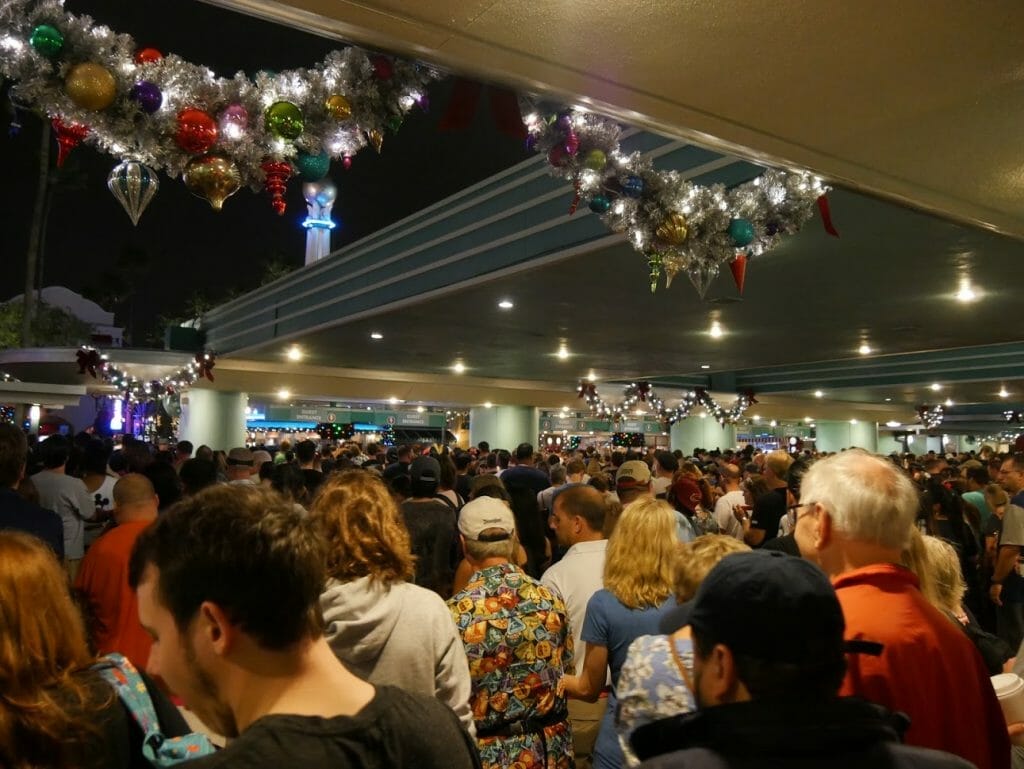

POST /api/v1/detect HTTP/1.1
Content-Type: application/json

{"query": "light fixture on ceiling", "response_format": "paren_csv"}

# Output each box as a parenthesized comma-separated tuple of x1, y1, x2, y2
(944, 398, 954, 407)
(452, 361, 466, 374)
(850, 419, 858, 425)
(884, 397, 892, 402)
(955, 277, 979, 303)
(370, 331, 383, 340)
(930, 383, 942, 391)
(587, 370, 597, 381)
(769, 420, 778, 427)
(557, 344, 570, 360)
(277, 388, 290, 400)
(388, 397, 401, 405)
(699, 411, 708, 418)
(886, 420, 902, 428)
(858, 343, 872, 355)
(1000, 387, 1010, 398)
(700, 364, 711, 370)
(814, 390, 824, 398)
(286, 345, 302, 361)
(709, 320, 724, 339)
(752, 415, 761, 421)
(416, 406, 425, 413)
(804, 416, 812, 423)
(561, 406, 569, 413)
(483, 402, 493, 409)
(498, 299, 514, 310)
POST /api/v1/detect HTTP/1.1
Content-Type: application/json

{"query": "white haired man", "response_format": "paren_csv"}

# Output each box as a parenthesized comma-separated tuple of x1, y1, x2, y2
(794, 449, 1009, 769)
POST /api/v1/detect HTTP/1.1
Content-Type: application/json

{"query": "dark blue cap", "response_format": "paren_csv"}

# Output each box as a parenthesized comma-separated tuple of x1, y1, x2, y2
(660, 550, 845, 665)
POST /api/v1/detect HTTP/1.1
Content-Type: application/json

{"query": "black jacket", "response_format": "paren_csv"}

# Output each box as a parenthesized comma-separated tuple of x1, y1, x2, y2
(632, 697, 975, 769)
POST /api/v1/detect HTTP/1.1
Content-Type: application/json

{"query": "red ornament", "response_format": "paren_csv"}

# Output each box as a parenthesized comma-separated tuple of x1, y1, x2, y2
(134, 47, 163, 65)
(371, 55, 394, 80)
(52, 118, 89, 168)
(176, 108, 218, 154)
(564, 130, 579, 156)
(261, 159, 292, 215)
(568, 178, 581, 215)
(548, 144, 569, 168)
(729, 252, 748, 295)
(342, 155, 352, 170)
(195, 351, 215, 382)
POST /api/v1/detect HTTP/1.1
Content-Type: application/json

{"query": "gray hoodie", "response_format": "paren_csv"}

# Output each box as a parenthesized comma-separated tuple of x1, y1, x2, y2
(320, 576, 475, 735)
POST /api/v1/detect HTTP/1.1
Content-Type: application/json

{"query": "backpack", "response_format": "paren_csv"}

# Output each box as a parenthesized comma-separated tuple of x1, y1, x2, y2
(94, 653, 217, 767)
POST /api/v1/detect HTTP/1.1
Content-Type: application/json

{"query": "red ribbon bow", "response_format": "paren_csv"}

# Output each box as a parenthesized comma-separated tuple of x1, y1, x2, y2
(636, 383, 651, 402)
(744, 390, 759, 405)
(76, 348, 102, 378)
(578, 381, 597, 399)
(195, 352, 216, 382)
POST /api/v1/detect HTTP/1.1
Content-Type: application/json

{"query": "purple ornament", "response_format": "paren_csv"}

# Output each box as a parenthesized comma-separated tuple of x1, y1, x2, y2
(564, 130, 579, 156)
(525, 133, 537, 151)
(129, 81, 162, 114)
(218, 103, 249, 140)
(417, 93, 430, 112)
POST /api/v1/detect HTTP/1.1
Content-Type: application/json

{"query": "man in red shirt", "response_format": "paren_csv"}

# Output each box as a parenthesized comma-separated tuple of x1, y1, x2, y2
(795, 449, 1010, 769)
(75, 473, 158, 670)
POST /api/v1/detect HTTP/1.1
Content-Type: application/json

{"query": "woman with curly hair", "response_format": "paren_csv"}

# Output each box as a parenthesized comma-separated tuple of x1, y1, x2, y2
(311, 470, 474, 734)
(0, 531, 189, 769)
(562, 497, 680, 769)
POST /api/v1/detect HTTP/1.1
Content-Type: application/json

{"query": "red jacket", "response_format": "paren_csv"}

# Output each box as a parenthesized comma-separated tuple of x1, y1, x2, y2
(835, 563, 1009, 769)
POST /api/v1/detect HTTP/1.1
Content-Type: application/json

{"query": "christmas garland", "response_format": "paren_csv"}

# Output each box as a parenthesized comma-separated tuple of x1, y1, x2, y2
(1, 0, 437, 219)
(76, 345, 213, 402)
(917, 404, 944, 429)
(577, 380, 755, 426)
(525, 105, 831, 296)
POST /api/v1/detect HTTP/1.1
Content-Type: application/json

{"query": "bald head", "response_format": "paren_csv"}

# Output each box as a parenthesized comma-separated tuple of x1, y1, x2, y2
(554, 485, 607, 536)
(113, 473, 159, 523)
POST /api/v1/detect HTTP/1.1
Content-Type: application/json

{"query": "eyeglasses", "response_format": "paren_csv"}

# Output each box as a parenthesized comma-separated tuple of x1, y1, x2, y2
(788, 501, 819, 521)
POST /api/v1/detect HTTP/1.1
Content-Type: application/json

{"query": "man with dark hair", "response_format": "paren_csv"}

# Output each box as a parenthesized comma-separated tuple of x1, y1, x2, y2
(32, 434, 94, 577)
(542, 485, 608, 768)
(399, 456, 458, 597)
(962, 464, 991, 526)
(632, 551, 973, 769)
(173, 440, 193, 472)
(179, 458, 218, 496)
(294, 439, 323, 497)
(382, 445, 413, 482)
(454, 451, 474, 500)
(651, 451, 678, 498)
(500, 442, 550, 496)
(130, 485, 480, 769)
(0, 423, 62, 556)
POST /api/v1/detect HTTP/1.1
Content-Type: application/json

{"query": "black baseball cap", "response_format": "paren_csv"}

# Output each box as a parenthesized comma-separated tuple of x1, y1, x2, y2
(659, 550, 846, 666)
(410, 456, 440, 485)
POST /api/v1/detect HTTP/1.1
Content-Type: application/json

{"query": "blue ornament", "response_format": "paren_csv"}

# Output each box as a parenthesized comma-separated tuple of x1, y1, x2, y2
(295, 151, 330, 181)
(589, 195, 611, 214)
(622, 175, 644, 198)
(727, 218, 755, 247)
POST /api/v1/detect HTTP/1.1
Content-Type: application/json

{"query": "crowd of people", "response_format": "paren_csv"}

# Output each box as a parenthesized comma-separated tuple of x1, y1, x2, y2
(1, 424, 1023, 768)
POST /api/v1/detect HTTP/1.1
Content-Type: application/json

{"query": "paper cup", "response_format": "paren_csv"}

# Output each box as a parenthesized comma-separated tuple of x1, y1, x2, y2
(992, 673, 1024, 745)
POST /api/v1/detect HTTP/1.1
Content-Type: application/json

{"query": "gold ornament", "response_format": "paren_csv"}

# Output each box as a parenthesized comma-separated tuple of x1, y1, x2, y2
(367, 129, 384, 153)
(655, 212, 688, 245)
(64, 62, 117, 111)
(325, 94, 352, 120)
(183, 154, 242, 211)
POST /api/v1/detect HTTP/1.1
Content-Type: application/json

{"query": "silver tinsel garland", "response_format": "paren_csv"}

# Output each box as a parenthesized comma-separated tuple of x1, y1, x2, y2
(523, 101, 828, 295)
(0, 0, 438, 196)
(577, 380, 753, 426)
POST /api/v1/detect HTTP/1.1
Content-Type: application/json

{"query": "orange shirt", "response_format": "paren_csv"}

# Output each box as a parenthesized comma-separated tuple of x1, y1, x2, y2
(75, 519, 153, 671)
(835, 563, 1009, 769)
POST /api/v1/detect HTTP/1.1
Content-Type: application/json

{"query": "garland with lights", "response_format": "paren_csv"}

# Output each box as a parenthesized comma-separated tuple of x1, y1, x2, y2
(917, 404, 944, 430)
(525, 104, 832, 297)
(611, 432, 645, 448)
(75, 345, 213, 402)
(1, 0, 437, 221)
(578, 380, 755, 426)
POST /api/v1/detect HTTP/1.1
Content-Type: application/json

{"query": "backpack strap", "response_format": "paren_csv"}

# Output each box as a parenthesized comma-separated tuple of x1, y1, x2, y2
(95, 653, 217, 766)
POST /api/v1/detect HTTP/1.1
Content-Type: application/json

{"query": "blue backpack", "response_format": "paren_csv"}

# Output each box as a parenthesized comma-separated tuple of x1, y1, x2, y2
(95, 653, 217, 767)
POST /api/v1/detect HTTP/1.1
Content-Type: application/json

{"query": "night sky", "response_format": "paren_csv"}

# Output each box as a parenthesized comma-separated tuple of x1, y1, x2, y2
(0, 0, 531, 344)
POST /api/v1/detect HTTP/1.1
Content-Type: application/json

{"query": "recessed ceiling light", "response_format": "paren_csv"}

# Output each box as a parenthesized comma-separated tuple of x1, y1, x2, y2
(804, 416, 812, 423)
(587, 370, 597, 381)
(769, 420, 778, 427)
(709, 321, 724, 339)
(944, 398, 954, 407)
(1000, 387, 1010, 398)
(557, 345, 570, 360)
(858, 343, 872, 355)
(277, 388, 290, 400)
(885, 397, 892, 402)
(498, 299, 514, 310)
(452, 361, 466, 374)
(930, 383, 942, 391)
(700, 364, 711, 370)
(886, 420, 902, 428)
(699, 412, 708, 418)
(370, 332, 383, 340)
(955, 278, 980, 303)
(416, 406, 425, 413)
(388, 397, 400, 405)
(483, 402, 493, 409)
(814, 390, 824, 398)
(752, 415, 761, 421)
(286, 345, 302, 361)
(850, 419, 858, 425)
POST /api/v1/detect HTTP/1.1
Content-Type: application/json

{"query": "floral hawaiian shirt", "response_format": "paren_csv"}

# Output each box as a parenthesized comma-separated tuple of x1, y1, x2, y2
(448, 562, 574, 769)
(615, 633, 696, 768)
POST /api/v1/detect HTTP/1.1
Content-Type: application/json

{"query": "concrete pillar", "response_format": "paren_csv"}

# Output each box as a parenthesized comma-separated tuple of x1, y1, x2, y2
(179, 389, 247, 451)
(814, 420, 878, 454)
(469, 406, 539, 450)
(670, 417, 736, 454)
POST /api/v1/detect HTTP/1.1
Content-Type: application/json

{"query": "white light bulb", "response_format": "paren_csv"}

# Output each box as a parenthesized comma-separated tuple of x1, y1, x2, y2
(709, 321, 724, 339)
(858, 343, 872, 355)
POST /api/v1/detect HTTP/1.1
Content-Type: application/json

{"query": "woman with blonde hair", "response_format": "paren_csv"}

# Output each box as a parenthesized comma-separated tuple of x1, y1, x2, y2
(312, 470, 474, 734)
(615, 535, 751, 767)
(0, 531, 190, 769)
(562, 497, 680, 769)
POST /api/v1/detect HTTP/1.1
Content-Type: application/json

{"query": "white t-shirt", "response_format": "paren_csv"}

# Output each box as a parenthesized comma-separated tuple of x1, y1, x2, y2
(541, 539, 607, 676)
(713, 489, 746, 541)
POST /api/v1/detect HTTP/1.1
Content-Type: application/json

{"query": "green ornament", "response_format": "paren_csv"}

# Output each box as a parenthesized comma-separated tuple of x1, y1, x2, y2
(264, 101, 304, 140)
(647, 253, 663, 294)
(30, 24, 64, 58)
(295, 151, 330, 181)
(583, 149, 607, 171)
(387, 115, 403, 133)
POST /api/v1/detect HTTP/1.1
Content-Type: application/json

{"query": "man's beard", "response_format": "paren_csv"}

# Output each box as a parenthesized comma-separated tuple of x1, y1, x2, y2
(185, 633, 239, 738)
